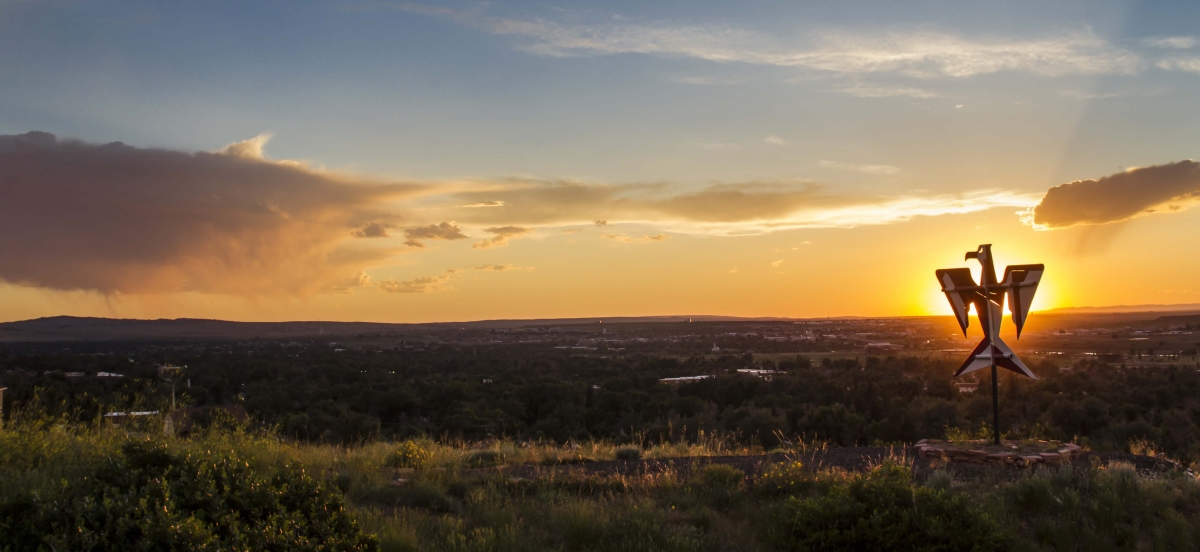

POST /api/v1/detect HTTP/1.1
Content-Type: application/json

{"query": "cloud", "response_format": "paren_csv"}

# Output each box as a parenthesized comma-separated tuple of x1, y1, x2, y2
(837, 82, 940, 98)
(819, 160, 901, 175)
(393, 5, 1140, 78)
(377, 264, 516, 293)
(448, 178, 1037, 235)
(1024, 160, 1200, 229)
(472, 226, 533, 248)
(462, 200, 505, 208)
(378, 272, 454, 294)
(403, 222, 468, 247)
(0, 131, 416, 295)
(594, 219, 608, 226)
(217, 133, 274, 159)
(352, 221, 396, 238)
(1156, 57, 1200, 74)
(323, 271, 372, 293)
(604, 233, 671, 243)
(771, 259, 783, 267)
(1143, 36, 1197, 49)
(764, 136, 786, 146)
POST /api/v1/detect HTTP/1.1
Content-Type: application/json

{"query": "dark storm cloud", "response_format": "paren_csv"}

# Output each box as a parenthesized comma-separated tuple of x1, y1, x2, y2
(0, 132, 418, 294)
(1028, 160, 1200, 228)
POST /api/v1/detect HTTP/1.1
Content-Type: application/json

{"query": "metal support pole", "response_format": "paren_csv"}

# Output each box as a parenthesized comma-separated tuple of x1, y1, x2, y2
(991, 365, 1000, 445)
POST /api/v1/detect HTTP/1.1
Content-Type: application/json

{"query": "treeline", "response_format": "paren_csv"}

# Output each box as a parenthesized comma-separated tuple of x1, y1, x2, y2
(3, 343, 1199, 462)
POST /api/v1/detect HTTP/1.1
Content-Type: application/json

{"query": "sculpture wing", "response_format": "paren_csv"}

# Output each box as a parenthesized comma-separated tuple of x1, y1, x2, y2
(954, 336, 1037, 379)
(1002, 263, 1044, 338)
(936, 268, 979, 335)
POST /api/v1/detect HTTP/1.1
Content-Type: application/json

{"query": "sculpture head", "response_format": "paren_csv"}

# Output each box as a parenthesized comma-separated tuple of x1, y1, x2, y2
(965, 244, 992, 263)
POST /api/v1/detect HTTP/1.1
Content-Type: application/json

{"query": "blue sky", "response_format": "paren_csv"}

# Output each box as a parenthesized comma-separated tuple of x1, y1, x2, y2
(5, 0, 1198, 183)
(1, 1, 1199, 321)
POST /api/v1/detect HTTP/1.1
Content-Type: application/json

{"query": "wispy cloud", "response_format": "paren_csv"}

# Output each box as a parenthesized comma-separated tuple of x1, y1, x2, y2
(763, 136, 786, 146)
(1156, 57, 1200, 74)
(377, 264, 518, 293)
(446, 177, 1038, 235)
(1142, 36, 1197, 49)
(392, 5, 1142, 78)
(323, 271, 372, 293)
(472, 226, 533, 248)
(604, 233, 671, 243)
(819, 160, 901, 175)
(462, 200, 505, 208)
(378, 271, 456, 294)
(838, 82, 940, 98)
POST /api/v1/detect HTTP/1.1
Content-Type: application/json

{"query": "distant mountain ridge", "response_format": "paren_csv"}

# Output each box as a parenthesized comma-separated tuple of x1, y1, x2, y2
(0, 314, 806, 343)
(4, 305, 1199, 343)
(1045, 303, 1200, 314)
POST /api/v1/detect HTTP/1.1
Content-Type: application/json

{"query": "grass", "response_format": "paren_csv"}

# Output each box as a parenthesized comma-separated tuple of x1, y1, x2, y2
(4, 413, 1200, 551)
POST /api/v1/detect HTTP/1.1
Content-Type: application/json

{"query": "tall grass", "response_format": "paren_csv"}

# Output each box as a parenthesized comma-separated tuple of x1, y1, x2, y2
(5, 408, 1200, 551)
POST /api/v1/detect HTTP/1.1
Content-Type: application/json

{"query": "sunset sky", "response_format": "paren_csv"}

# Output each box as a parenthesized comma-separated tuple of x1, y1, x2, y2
(2, 0, 1199, 323)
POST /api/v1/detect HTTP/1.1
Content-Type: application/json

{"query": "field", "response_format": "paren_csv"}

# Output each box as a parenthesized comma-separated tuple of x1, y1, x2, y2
(3, 412, 1200, 552)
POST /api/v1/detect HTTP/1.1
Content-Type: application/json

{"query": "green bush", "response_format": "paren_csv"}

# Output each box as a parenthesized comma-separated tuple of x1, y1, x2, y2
(999, 464, 1200, 551)
(0, 439, 377, 551)
(615, 446, 643, 461)
(692, 464, 745, 508)
(765, 461, 1009, 552)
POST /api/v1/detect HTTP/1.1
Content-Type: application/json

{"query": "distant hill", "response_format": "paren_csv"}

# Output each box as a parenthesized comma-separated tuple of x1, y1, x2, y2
(0, 314, 811, 343)
(1046, 303, 1200, 315)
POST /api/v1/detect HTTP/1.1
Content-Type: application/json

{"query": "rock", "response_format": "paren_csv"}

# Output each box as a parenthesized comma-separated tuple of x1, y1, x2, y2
(1018, 455, 1044, 467)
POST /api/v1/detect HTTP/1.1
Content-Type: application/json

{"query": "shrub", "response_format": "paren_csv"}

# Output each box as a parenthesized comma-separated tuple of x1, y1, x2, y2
(695, 463, 745, 489)
(764, 461, 1009, 552)
(0, 439, 377, 551)
(692, 464, 745, 508)
(924, 470, 954, 492)
(387, 440, 432, 469)
(615, 446, 643, 461)
(755, 460, 812, 497)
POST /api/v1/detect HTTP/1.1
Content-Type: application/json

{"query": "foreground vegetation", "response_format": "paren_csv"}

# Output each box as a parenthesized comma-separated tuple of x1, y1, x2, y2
(4, 413, 1200, 551)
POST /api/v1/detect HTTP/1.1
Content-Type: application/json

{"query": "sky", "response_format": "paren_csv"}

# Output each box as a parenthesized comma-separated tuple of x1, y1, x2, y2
(1, 0, 1199, 323)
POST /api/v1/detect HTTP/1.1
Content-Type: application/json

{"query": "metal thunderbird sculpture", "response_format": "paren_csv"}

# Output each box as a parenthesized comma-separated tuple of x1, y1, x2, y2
(936, 244, 1044, 444)
(937, 244, 1044, 379)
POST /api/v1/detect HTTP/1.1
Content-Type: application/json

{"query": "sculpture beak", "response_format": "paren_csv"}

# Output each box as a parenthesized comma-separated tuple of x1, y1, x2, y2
(965, 251, 978, 260)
